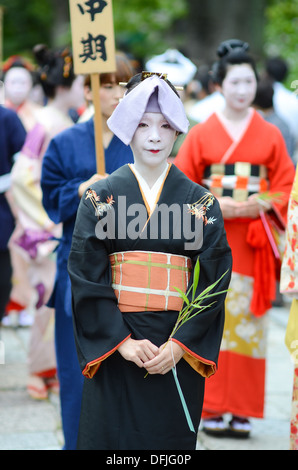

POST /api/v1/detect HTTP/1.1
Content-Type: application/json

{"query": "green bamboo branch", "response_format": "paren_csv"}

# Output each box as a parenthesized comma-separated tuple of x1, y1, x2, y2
(144, 258, 229, 378)
(168, 260, 229, 341)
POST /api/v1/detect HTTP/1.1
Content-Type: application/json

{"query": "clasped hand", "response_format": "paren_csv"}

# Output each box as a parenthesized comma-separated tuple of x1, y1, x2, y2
(218, 194, 270, 219)
(117, 338, 184, 375)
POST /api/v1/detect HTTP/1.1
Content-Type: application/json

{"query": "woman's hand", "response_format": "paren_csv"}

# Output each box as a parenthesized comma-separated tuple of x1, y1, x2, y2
(218, 196, 242, 219)
(118, 338, 159, 368)
(234, 194, 263, 219)
(78, 173, 108, 198)
(143, 341, 184, 375)
(218, 194, 270, 219)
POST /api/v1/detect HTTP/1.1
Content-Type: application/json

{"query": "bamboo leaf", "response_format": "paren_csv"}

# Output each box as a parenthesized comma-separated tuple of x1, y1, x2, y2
(193, 289, 230, 305)
(173, 287, 190, 305)
(195, 270, 229, 299)
(192, 258, 200, 301)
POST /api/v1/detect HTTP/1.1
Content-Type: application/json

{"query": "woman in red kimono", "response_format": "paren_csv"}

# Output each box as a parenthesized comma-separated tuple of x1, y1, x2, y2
(68, 73, 232, 449)
(175, 39, 296, 437)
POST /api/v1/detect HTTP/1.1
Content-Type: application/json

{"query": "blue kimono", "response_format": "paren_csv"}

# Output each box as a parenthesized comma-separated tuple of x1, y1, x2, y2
(0, 106, 26, 319)
(41, 117, 134, 449)
(0, 106, 26, 250)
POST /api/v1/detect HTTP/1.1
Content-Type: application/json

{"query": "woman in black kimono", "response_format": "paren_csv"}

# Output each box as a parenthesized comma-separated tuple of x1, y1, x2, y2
(68, 73, 232, 450)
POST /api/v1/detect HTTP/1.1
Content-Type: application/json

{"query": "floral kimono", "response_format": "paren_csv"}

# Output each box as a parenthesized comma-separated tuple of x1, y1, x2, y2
(175, 109, 295, 418)
(280, 164, 298, 450)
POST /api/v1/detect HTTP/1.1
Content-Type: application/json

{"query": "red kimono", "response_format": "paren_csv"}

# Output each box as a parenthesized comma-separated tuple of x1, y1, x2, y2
(175, 109, 295, 418)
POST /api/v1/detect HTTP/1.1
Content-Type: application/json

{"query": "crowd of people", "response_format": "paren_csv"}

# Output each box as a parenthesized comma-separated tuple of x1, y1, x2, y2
(0, 38, 297, 451)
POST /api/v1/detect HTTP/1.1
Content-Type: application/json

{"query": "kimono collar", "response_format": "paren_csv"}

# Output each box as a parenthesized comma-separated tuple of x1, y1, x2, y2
(107, 75, 189, 145)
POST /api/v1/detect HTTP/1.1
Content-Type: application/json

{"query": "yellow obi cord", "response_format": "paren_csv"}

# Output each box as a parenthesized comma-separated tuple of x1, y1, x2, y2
(109, 251, 192, 312)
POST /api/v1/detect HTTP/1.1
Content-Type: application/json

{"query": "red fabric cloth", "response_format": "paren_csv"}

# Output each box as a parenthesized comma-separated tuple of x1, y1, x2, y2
(5, 299, 25, 312)
(202, 351, 266, 418)
(246, 219, 276, 317)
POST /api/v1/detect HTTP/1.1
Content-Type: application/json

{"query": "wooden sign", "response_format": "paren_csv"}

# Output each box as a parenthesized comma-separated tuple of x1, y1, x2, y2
(69, 0, 116, 75)
(69, 0, 117, 174)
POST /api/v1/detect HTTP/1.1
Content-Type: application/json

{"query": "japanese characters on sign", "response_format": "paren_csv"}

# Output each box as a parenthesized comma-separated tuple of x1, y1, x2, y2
(69, 0, 116, 74)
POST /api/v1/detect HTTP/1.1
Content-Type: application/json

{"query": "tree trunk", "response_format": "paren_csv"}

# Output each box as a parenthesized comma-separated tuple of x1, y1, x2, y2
(50, 0, 70, 47)
(176, 0, 266, 66)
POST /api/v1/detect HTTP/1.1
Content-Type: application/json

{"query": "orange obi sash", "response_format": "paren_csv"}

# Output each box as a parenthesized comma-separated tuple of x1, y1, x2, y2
(109, 251, 192, 312)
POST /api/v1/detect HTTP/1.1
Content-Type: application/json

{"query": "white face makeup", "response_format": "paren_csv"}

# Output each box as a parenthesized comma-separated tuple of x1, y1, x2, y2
(221, 64, 257, 112)
(130, 112, 177, 172)
(4, 67, 33, 106)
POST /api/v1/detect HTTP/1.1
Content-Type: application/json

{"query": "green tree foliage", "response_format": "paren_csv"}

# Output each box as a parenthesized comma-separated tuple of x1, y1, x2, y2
(113, 0, 187, 60)
(264, 0, 298, 87)
(2, 0, 298, 86)
(1, 0, 187, 64)
(1, 0, 54, 61)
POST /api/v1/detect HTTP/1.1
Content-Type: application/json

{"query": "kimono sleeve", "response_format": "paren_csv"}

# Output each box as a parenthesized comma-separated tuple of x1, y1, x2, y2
(174, 124, 205, 184)
(10, 124, 54, 231)
(41, 138, 83, 224)
(67, 192, 131, 378)
(172, 196, 232, 378)
(280, 164, 298, 297)
(266, 127, 296, 218)
(6, 108, 26, 157)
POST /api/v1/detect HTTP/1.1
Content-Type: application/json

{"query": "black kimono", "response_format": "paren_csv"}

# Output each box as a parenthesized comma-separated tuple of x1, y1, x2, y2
(68, 164, 232, 450)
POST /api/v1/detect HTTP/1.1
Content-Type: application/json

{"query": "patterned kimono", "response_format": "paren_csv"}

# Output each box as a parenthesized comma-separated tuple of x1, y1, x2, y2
(8, 105, 73, 377)
(68, 163, 232, 450)
(175, 109, 295, 419)
(280, 164, 298, 450)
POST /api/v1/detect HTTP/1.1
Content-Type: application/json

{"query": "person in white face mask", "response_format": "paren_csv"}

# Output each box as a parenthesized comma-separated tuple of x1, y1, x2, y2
(2, 56, 41, 131)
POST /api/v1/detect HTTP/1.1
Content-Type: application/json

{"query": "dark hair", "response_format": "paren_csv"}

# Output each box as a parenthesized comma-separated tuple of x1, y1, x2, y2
(125, 72, 180, 98)
(33, 44, 75, 98)
(265, 57, 288, 82)
(253, 77, 274, 109)
(212, 39, 258, 85)
(84, 54, 135, 88)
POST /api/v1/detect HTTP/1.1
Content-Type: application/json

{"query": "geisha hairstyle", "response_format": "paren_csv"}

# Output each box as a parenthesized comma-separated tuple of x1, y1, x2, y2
(33, 44, 75, 98)
(212, 39, 258, 86)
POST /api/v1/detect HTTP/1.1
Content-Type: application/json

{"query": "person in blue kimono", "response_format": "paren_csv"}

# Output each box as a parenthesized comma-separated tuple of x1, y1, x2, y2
(0, 106, 26, 321)
(40, 54, 135, 449)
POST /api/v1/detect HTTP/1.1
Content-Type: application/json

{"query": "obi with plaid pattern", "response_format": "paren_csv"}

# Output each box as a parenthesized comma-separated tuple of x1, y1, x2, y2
(109, 251, 192, 312)
(202, 163, 269, 201)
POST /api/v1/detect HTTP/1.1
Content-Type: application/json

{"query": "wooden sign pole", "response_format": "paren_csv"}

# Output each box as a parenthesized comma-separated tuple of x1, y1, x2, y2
(68, 0, 116, 175)
(90, 73, 106, 175)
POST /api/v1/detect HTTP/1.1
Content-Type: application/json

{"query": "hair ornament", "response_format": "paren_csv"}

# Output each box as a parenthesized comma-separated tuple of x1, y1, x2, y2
(119, 71, 184, 91)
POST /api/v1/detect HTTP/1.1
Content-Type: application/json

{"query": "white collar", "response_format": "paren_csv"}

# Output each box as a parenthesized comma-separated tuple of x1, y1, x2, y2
(131, 163, 169, 211)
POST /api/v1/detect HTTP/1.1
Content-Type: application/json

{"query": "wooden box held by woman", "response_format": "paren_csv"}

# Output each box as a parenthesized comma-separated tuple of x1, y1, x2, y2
(68, 74, 232, 450)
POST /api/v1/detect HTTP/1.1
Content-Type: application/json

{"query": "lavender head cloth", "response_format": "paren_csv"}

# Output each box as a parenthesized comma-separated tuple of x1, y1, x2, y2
(107, 75, 189, 145)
